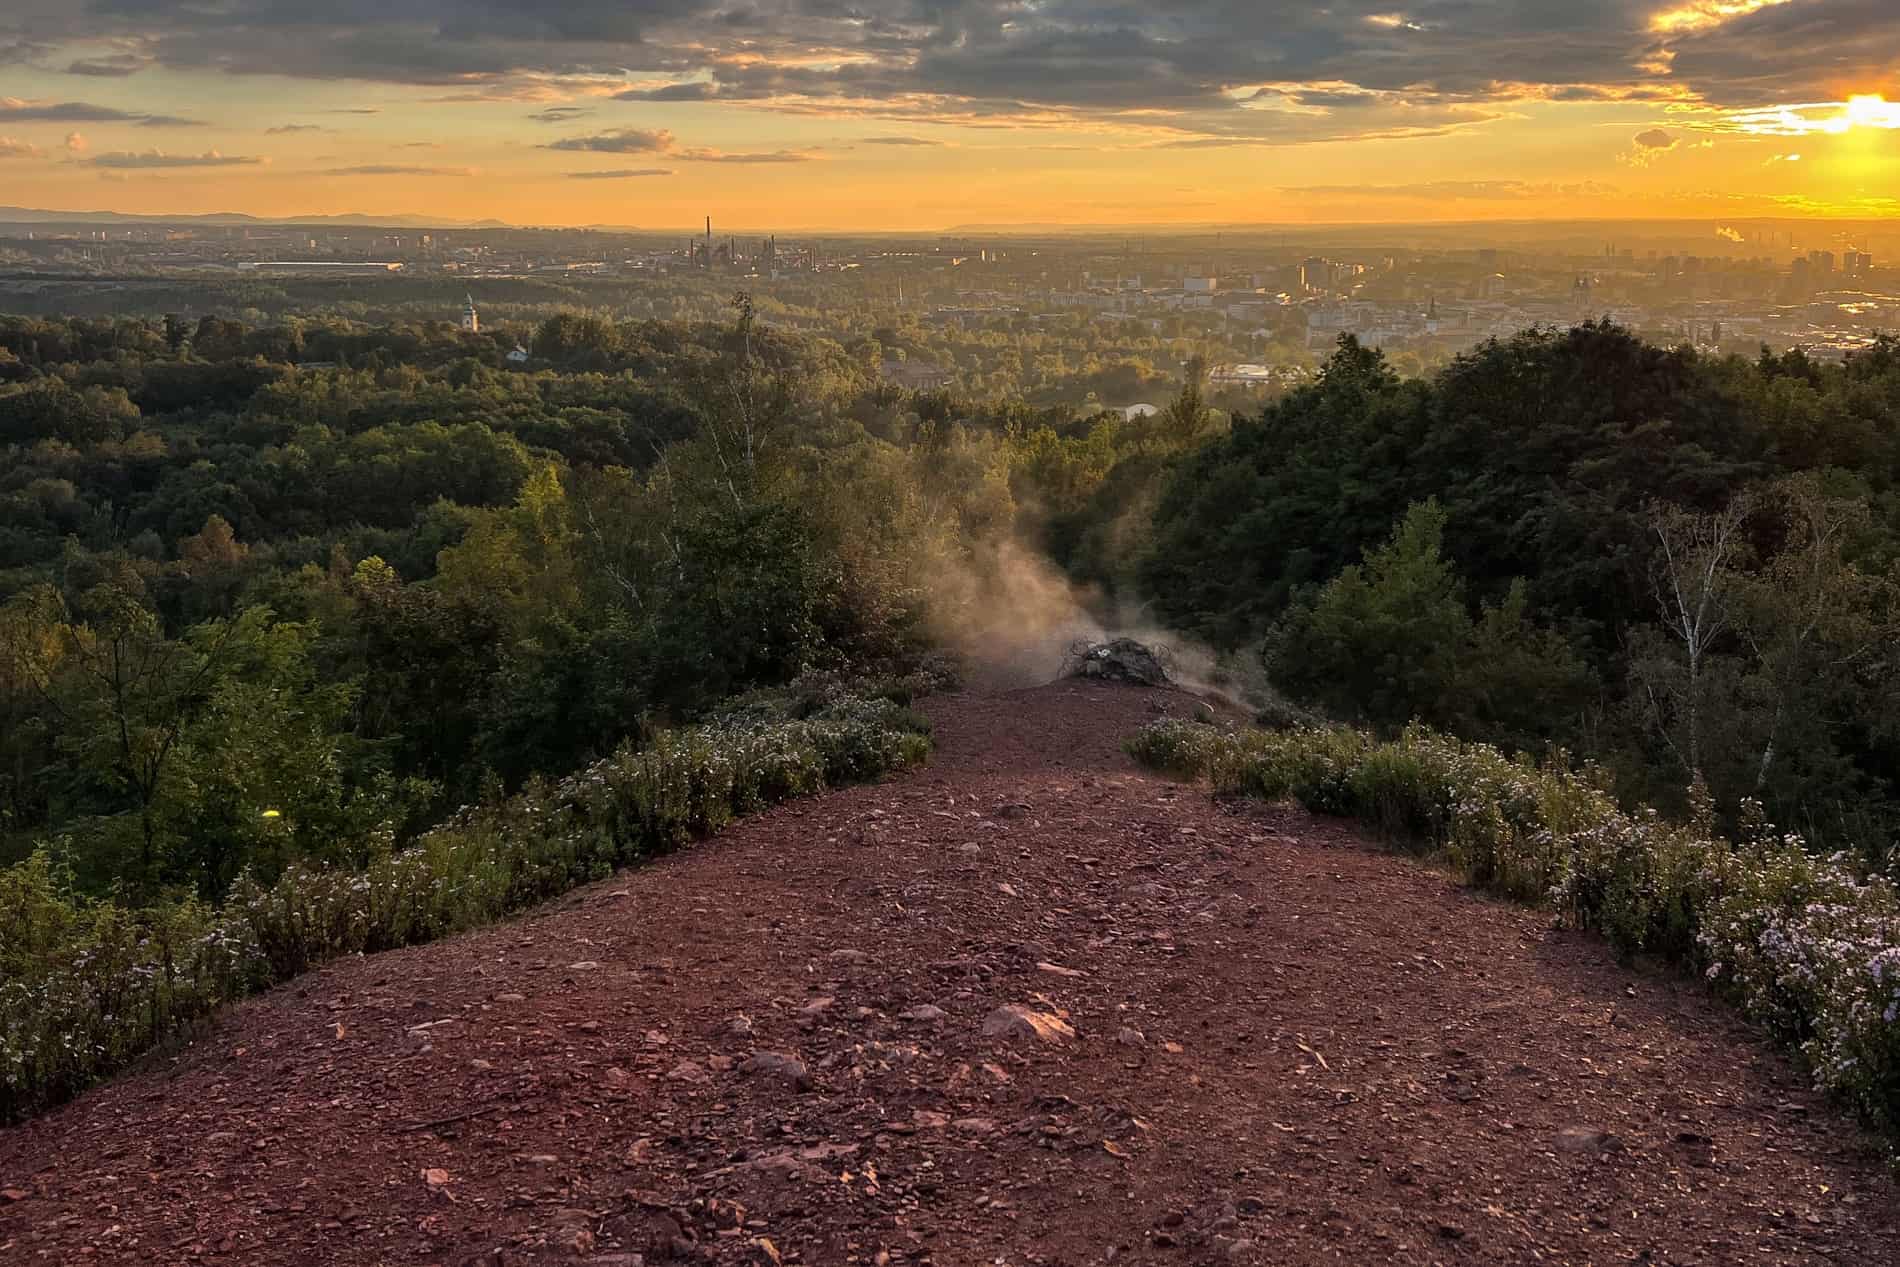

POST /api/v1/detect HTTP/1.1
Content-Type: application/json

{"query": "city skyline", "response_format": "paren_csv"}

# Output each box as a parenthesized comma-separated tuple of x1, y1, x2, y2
(0, 1, 1896, 229)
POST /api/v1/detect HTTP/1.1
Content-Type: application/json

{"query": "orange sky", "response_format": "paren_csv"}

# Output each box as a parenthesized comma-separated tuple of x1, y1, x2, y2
(0, 1, 1895, 229)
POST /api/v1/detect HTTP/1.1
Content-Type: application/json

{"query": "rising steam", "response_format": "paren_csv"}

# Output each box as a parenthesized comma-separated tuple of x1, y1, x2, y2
(923, 535, 1259, 705)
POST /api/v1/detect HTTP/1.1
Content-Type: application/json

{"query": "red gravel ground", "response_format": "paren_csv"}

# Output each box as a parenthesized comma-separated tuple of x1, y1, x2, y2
(2, 681, 1896, 1267)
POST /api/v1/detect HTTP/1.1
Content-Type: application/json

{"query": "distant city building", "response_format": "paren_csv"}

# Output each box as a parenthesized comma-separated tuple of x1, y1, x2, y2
(879, 360, 953, 391)
(1209, 363, 1284, 386)
(1183, 276, 1218, 293)
(240, 260, 403, 274)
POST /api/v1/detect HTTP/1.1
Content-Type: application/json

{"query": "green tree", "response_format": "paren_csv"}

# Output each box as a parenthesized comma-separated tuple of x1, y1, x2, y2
(1155, 355, 1215, 450)
(1271, 501, 1592, 747)
(4, 583, 278, 891)
(1269, 500, 1471, 731)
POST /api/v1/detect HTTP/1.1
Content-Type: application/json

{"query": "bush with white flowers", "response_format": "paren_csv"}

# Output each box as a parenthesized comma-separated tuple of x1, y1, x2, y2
(1128, 718, 1900, 1141)
(2, 693, 931, 1121)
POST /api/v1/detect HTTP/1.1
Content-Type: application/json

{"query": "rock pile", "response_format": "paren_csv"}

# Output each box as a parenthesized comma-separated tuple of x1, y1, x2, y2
(1060, 637, 1171, 687)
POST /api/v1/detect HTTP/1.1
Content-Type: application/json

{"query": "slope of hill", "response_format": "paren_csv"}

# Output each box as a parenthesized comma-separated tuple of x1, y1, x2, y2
(1, 681, 1894, 1265)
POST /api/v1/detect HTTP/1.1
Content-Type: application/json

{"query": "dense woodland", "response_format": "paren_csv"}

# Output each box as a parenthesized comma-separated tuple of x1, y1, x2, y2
(0, 268, 1311, 409)
(1138, 325, 1900, 865)
(4, 307, 1899, 908)
(0, 302, 1226, 903)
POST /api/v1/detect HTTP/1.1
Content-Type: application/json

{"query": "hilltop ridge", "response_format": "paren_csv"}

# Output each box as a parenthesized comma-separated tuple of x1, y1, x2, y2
(1, 681, 1895, 1265)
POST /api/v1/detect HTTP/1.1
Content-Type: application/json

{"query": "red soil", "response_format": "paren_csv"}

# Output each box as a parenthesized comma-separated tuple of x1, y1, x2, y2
(2, 682, 1895, 1266)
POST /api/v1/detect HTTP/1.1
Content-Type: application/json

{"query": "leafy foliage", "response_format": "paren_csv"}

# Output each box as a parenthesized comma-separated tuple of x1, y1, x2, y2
(1137, 326, 1900, 861)
(0, 693, 929, 1120)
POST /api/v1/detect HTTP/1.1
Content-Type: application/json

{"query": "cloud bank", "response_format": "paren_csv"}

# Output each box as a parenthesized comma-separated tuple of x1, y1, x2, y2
(0, 2, 1889, 144)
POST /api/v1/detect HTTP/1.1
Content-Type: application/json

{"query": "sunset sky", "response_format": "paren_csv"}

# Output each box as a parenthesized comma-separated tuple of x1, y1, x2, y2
(0, 1, 1896, 229)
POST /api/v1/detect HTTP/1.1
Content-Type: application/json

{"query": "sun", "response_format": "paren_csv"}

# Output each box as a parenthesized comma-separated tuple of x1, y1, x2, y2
(1840, 94, 1900, 130)
(1721, 95, 1900, 137)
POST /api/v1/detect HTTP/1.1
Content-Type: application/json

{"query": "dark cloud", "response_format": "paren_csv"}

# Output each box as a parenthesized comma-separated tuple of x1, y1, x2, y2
(2, 0, 1888, 143)
(544, 127, 675, 153)
(0, 37, 51, 65)
(544, 127, 812, 161)
(529, 106, 592, 122)
(615, 82, 721, 102)
(0, 98, 201, 126)
(861, 135, 946, 146)
(1664, 0, 1900, 104)
(266, 123, 325, 134)
(85, 149, 266, 168)
(65, 54, 147, 76)
(1633, 127, 1676, 150)
(566, 167, 673, 178)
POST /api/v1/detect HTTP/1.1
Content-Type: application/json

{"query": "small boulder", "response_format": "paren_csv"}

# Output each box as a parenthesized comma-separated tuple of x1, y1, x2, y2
(666, 1060, 710, 1085)
(1555, 1127, 1624, 1154)
(981, 1005, 1075, 1045)
(741, 1051, 814, 1092)
(550, 1208, 595, 1255)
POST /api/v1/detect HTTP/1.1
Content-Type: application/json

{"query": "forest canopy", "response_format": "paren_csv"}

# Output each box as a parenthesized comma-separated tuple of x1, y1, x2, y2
(1143, 325, 1900, 863)
(5, 309, 1899, 905)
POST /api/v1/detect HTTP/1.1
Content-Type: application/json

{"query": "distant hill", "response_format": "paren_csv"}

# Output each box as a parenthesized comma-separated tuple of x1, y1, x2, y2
(0, 206, 513, 230)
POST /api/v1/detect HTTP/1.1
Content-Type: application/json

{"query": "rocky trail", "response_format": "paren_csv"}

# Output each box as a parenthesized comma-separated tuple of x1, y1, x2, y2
(3, 682, 1896, 1267)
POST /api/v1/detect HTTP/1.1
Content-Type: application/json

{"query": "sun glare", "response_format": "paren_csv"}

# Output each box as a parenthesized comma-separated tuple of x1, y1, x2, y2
(1843, 94, 1900, 130)
(1721, 95, 1900, 136)
(1649, 0, 1794, 35)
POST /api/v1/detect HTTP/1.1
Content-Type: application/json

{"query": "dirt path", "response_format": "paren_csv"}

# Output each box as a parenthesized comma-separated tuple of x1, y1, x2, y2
(3, 682, 1895, 1267)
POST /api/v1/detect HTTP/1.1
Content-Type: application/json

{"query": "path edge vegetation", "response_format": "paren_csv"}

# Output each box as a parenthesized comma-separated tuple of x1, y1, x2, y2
(0, 675, 940, 1123)
(1127, 717, 1900, 1156)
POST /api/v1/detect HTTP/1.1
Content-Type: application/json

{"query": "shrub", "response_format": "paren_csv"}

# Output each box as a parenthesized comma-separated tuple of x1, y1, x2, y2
(1127, 718, 1900, 1143)
(0, 853, 258, 1118)
(0, 692, 931, 1121)
(1122, 718, 1226, 779)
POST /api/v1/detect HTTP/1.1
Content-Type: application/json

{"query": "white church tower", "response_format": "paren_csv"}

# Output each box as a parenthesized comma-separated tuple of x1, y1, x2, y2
(460, 294, 479, 333)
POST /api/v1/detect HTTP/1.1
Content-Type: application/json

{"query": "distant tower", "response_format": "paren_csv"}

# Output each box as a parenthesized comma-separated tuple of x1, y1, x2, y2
(703, 216, 713, 269)
(460, 294, 479, 333)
